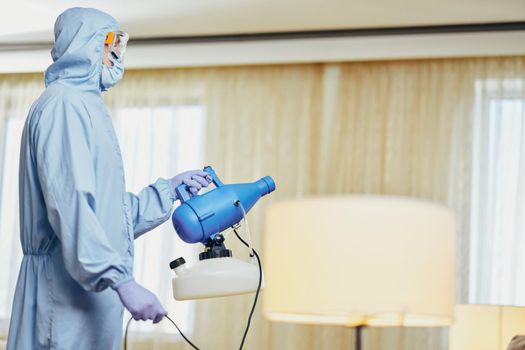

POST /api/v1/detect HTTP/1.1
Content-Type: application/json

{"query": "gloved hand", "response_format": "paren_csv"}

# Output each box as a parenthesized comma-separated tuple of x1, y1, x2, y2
(115, 280, 167, 323)
(171, 169, 213, 198)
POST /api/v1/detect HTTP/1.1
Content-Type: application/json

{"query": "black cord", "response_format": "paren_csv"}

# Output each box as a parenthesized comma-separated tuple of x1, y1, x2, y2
(166, 315, 201, 349)
(233, 228, 262, 350)
(123, 230, 262, 350)
(124, 316, 132, 350)
(124, 314, 201, 350)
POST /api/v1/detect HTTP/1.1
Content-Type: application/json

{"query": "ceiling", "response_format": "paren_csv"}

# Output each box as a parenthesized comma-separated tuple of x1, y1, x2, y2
(1, 0, 525, 43)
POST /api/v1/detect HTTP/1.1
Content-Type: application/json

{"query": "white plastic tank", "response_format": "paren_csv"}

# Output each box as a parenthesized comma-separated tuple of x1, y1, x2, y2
(171, 256, 263, 300)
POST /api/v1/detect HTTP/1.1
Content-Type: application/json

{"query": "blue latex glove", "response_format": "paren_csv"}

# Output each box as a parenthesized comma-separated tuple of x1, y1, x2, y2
(171, 169, 213, 198)
(115, 280, 167, 323)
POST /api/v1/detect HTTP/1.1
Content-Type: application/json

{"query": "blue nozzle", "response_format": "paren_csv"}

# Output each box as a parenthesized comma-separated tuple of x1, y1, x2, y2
(261, 176, 276, 194)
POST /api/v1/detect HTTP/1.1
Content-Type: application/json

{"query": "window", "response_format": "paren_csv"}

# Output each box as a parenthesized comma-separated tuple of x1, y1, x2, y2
(114, 105, 206, 337)
(0, 105, 207, 340)
(469, 79, 525, 305)
(0, 117, 25, 337)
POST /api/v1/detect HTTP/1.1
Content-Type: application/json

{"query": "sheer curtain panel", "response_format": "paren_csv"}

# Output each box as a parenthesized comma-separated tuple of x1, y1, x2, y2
(0, 56, 524, 350)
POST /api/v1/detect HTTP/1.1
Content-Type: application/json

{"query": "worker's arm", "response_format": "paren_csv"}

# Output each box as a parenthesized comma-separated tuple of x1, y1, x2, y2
(126, 179, 176, 239)
(127, 170, 212, 239)
(34, 97, 132, 292)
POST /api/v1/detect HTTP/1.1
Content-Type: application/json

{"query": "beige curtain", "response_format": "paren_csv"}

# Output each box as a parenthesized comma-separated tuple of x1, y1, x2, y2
(0, 73, 42, 344)
(0, 73, 43, 187)
(104, 57, 524, 350)
(0, 56, 524, 349)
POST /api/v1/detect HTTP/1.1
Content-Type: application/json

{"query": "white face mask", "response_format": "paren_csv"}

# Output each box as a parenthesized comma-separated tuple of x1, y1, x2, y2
(100, 52, 124, 90)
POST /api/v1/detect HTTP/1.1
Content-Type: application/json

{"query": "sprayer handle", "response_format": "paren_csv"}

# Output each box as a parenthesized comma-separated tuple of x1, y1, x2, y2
(203, 166, 224, 187)
(175, 184, 193, 203)
(175, 166, 224, 203)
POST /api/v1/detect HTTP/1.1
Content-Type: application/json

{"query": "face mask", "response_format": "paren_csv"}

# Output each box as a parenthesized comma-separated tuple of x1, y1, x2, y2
(100, 52, 124, 90)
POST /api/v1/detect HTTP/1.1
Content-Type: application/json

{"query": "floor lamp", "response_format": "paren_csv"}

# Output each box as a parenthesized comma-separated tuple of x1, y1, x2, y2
(263, 196, 456, 350)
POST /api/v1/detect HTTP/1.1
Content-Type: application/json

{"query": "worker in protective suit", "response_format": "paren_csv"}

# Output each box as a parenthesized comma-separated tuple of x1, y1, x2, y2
(7, 7, 212, 350)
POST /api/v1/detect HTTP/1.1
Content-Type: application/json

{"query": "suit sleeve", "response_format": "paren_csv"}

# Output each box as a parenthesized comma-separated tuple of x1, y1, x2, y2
(127, 178, 176, 239)
(34, 98, 133, 292)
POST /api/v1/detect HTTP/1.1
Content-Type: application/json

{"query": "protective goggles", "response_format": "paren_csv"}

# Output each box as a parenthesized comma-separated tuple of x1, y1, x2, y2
(104, 31, 129, 58)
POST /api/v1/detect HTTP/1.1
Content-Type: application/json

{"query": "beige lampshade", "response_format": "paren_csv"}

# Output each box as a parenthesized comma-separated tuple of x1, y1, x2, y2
(449, 304, 525, 350)
(263, 196, 455, 327)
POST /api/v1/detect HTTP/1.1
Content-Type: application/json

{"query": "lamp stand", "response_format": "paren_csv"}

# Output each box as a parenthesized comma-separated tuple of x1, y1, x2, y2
(354, 325, 365, 350)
